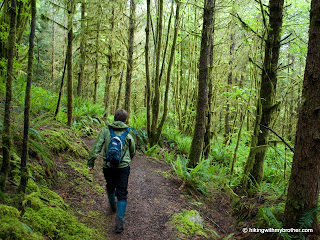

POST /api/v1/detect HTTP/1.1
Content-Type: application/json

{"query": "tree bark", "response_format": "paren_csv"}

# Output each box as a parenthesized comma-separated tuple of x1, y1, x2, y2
(243, 0, 284, 187)
(150, 0, 163, 146)
(55, 53, 67, 117)
(77, 0, 85, 97)
(67, 0, 73, 127)
(104, 7, 115, 111)
(51, 0, 55, 87)
(93, 21, 100, 104)
(283, 0, 320, 235)
(145, 0, 151, 139)
(20, 0, 36, 193)
(124, 0, 135, 114)
(116, 69, 124, 110)
(188, 0, 215, 168)
(0, 0, 16, 191)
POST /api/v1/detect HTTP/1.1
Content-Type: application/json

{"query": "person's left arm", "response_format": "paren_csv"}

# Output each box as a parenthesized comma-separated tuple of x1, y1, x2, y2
(87, 128, 107, 168)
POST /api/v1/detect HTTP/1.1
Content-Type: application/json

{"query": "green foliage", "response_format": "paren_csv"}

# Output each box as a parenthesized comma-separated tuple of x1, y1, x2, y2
(172, 156, 230, 195)
(171, 209, 218, 239)
(0, 204, 43, 240)
(72, 97, 107, 134)
(22, 206, 98, 239)
(41, 128, 88, 158)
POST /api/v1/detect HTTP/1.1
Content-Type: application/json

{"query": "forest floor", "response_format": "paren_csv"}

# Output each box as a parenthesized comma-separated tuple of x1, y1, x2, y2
(53, 137, 245, 240)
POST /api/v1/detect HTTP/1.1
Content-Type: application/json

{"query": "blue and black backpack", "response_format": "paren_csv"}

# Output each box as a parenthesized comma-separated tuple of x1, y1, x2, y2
(106, 127, 131, 168)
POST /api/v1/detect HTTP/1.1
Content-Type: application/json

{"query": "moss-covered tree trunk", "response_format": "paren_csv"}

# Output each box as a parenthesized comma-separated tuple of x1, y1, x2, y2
(145, 0, 151, 139)
(77, 1, 85, 97)
(20, 0, 36, 193)
(242, 0, 284, 187)
(283, 0, 320, 235)
(188, 0, 215, 168)
(124, 0, 135, 114)
(67, 0, 73, 127)
(0, 0, 16, 191)
(104, 7, 115, 111)
(93, 20, 100, 105)
(150, 0, 163, 146)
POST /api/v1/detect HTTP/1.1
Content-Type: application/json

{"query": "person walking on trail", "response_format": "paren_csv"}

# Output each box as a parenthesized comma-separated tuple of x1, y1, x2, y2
(87, 109, 136, 233)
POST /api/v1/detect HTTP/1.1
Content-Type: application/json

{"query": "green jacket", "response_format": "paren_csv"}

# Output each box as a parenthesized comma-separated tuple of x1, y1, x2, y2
(87, 121, 136, 169)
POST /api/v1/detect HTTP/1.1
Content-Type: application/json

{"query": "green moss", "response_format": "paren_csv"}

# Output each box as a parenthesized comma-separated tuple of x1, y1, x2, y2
(171, 209, 207, 239)
(41, 129, 88, 158)
(0, 204, 43, 240)
(23, 192, 45, 210)
(0, 204, 20, 217)
(26, 178, 40, 192)
(22, 206, 100, 239)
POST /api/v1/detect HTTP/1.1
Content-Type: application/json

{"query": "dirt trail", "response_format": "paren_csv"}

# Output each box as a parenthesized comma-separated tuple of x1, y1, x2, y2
(56, 138, 237, 239)
(82, 138, 190, 240)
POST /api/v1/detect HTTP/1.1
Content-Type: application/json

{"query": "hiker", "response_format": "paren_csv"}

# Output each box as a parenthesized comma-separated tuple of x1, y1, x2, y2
(87, 109, 136, 233)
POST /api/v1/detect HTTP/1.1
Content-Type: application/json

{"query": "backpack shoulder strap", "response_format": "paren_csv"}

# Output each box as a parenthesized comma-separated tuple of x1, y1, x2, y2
(109, 127, 116, 138)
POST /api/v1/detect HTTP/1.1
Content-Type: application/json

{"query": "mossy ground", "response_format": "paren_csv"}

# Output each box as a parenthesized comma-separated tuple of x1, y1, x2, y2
(0, 124, 106, 240)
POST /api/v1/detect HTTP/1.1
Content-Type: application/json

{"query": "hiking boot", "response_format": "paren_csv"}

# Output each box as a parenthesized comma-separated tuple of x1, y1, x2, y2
(114, 215, 124, 234)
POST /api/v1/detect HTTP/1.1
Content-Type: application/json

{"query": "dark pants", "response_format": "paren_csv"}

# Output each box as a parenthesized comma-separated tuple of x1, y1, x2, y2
(103, 166, 130, 202)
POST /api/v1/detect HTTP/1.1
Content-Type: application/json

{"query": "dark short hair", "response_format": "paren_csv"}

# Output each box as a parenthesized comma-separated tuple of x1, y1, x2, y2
(114, 109, 129, 123)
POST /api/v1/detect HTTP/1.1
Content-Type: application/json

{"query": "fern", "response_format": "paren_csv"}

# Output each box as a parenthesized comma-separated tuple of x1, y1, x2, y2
(299, 207, 320, 229)
(29, 139, 53, 167)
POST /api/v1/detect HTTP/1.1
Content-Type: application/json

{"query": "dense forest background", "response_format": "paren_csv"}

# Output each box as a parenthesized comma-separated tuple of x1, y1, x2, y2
(1, 0, 320, 239)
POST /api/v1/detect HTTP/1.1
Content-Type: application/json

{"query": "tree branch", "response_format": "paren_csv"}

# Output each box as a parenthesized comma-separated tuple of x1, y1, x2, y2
(259, 124, 294, 153)
(233, 13, 262, 39)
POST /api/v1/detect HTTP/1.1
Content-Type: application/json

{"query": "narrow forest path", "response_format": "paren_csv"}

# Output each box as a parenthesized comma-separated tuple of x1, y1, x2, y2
(55, 137, 238, 240)
(83, 137, 189, 239)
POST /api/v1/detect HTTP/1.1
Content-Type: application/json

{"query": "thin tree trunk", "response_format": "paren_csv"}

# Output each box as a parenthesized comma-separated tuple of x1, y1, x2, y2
(93, 21, 100, 104)
(155, 1, 180, 142)
(242, 0, 284, 188)
(283, 0, 320, 235)
(0, 0, 16, 191)
(67, 0, 73, 127)
(77, 0, 85, 97)
(55, 52, 67, 117)
(20, 0, 36, 193)
(224, 31, 235, 145)
(145, 0, 151, 139)
(51, 0, 55, 87)
(104, 7, 115, 111)
(150, 0, 163, 147)
(188, 0, 215, 168)
(116, 69, 124, 110)
(124, 0, 135, 114)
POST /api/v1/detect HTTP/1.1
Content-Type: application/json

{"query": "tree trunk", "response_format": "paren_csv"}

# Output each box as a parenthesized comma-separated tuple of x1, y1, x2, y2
(55, 53, 67, 117)
(188, 0, 215, 168)
(150, 0, 163, 146)
(51, 0, 55, 87)
(283, 0, 320, 235)
(145, 0, 151, 139)
(104, 7, 115, 111)
(154, 0, 180, 142)
(243, 0, 284, 187)
(124, 0, 135, 114)
(116, 69, 124, 110)
(20, 0, 36, 193)
(224, 30, 235, 145)
(67, 0, 73, 127)
(0, 0, 16, 191)
(93, 21, 100, 104)
(77, 0, 85, 97)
